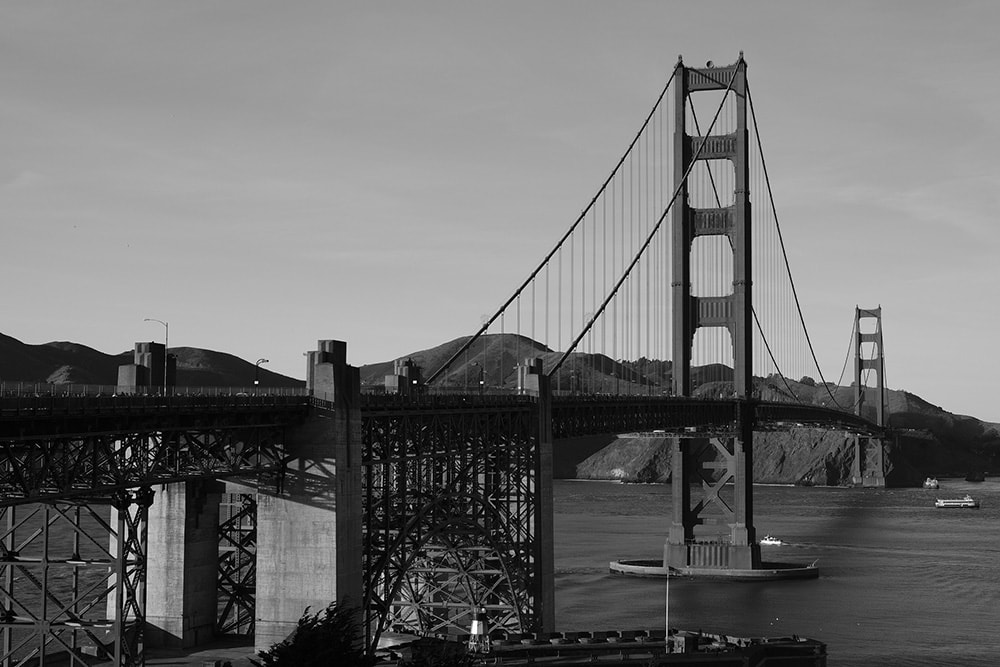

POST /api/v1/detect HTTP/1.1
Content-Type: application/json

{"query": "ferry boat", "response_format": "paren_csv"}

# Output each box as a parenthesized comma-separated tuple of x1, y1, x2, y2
(759, 535, 783, 546)
(923, 477, 939, 489)
(934, 495, 979, 509)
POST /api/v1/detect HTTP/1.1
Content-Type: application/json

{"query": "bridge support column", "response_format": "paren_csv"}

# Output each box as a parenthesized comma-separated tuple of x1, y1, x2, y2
(728, 430, 758, 568)
(665, 437, 693, 567)
(143, 480, 224, 649)
(254, 339, 363, 652)
(851, 436, 885, 488)
(521, 358, 555, 633)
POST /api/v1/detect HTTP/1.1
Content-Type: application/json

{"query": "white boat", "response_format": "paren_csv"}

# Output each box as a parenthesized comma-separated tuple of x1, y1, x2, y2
(934, 495, 979, 509)
(923, 477, 939, 489)
(760, 535, 783, 546)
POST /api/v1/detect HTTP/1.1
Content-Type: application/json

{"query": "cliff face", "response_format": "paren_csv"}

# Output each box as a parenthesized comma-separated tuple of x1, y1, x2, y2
(565, 381, 1000, 488)
(567, 427, 977, 488)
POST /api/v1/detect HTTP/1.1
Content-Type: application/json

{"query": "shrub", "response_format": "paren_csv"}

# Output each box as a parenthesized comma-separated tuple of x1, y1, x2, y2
(251, 601, 372, 666)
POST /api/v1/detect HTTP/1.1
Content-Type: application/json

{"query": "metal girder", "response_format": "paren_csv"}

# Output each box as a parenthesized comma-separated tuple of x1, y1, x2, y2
(552, 396, 882, 440)
(217, 493, 256, 637)
(361, 397, 540, 649)
(0, 490, 150, 666)
(0, 423, 290, 506)
(689, 438, 737, 526)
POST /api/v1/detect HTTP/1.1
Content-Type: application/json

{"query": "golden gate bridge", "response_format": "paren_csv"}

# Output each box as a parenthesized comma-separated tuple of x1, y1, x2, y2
(0, 54, 889, 665)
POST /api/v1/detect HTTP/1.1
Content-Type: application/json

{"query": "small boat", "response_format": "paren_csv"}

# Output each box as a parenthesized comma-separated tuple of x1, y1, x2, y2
(923, 477, 939, 489)
(934, 495, 980, 509)
(760, 535, 783, 546)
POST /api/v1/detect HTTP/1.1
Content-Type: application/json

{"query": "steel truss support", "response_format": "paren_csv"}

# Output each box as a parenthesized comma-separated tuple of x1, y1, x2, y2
(0, 489, 150, 666)
(217, 492, 256, 637)
(0, 421, 290, 505)
(111, 489, 152, 666)
(361, 395, 546, 649)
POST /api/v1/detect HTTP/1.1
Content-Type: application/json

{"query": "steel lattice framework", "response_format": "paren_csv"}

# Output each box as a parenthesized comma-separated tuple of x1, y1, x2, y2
(217, 493, 256, 637)
(361, 395, 543, 648)
(0, 395, 307, 504)
(0, 395, 307, 665)
(0, 490, 151, 666)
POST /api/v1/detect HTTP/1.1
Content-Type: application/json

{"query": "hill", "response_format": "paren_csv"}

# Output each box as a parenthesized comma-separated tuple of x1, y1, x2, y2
(0, 333, 303, 389)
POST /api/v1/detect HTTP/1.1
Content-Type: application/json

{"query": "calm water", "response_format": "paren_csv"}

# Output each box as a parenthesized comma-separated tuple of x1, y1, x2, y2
(553, 479, 1000, 666)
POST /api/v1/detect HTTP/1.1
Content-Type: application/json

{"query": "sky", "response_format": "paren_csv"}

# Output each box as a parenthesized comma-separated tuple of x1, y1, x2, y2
(3, 2, 1000, 421)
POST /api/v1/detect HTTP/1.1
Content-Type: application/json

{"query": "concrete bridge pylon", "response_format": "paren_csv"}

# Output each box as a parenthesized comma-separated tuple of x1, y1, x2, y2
(255, 339, 363, 651)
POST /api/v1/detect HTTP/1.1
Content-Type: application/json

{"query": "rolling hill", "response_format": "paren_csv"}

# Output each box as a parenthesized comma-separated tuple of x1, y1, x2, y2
(0, 333, 304, 389)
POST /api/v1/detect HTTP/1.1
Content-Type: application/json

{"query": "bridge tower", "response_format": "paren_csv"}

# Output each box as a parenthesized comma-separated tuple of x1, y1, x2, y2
(664, 55, 761, 572)
(851, 306, 886, 487)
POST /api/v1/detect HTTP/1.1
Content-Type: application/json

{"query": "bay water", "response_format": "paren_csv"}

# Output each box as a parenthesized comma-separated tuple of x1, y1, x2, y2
(553, 478, 1000, 666)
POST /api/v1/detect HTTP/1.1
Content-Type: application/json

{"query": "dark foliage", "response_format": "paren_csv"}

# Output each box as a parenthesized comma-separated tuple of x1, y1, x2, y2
(401, 638, 474, 666)
(251, 601, 372, 666)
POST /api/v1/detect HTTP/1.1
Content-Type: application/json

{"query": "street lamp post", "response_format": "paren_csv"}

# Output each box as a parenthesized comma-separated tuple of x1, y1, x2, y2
(143, 318, 168, 395)
(254, 358, 269, 394)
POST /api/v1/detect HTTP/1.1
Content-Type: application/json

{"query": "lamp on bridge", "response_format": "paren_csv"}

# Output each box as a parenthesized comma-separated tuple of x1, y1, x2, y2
(143, 318, 168, 395)
(254, 358, 269, 393)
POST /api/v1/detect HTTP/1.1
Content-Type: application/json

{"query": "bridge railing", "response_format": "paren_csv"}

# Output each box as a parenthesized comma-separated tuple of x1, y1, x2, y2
(0, 392, 311, 421)
(0, 381, 307, 398)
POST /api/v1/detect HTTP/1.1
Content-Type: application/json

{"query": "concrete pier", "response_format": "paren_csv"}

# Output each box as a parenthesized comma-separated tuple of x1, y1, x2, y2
(145, 481, 225, 648)
(254, 339, 363, 651)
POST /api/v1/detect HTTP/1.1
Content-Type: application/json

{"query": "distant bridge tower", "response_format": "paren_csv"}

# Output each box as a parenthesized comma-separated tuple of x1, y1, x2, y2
(851, 306, 886, 487)
(665, 54, 761, 572)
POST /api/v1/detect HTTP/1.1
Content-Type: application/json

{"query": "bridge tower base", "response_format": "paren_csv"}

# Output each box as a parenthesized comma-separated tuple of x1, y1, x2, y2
(664, 430, 760, 574)
(851, 436, 886, 488)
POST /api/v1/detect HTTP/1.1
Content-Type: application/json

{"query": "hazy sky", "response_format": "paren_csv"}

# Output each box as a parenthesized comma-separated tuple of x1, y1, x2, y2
(4, 2, 1000, 421)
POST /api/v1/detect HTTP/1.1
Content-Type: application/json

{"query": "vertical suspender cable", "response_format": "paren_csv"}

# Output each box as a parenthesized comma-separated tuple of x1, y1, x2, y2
(425, 68, 679, 384)
(747, 84, 840, 405)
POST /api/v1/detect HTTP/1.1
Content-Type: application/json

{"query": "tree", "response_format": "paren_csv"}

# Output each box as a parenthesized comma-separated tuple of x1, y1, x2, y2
(251, 601, 372, 667)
